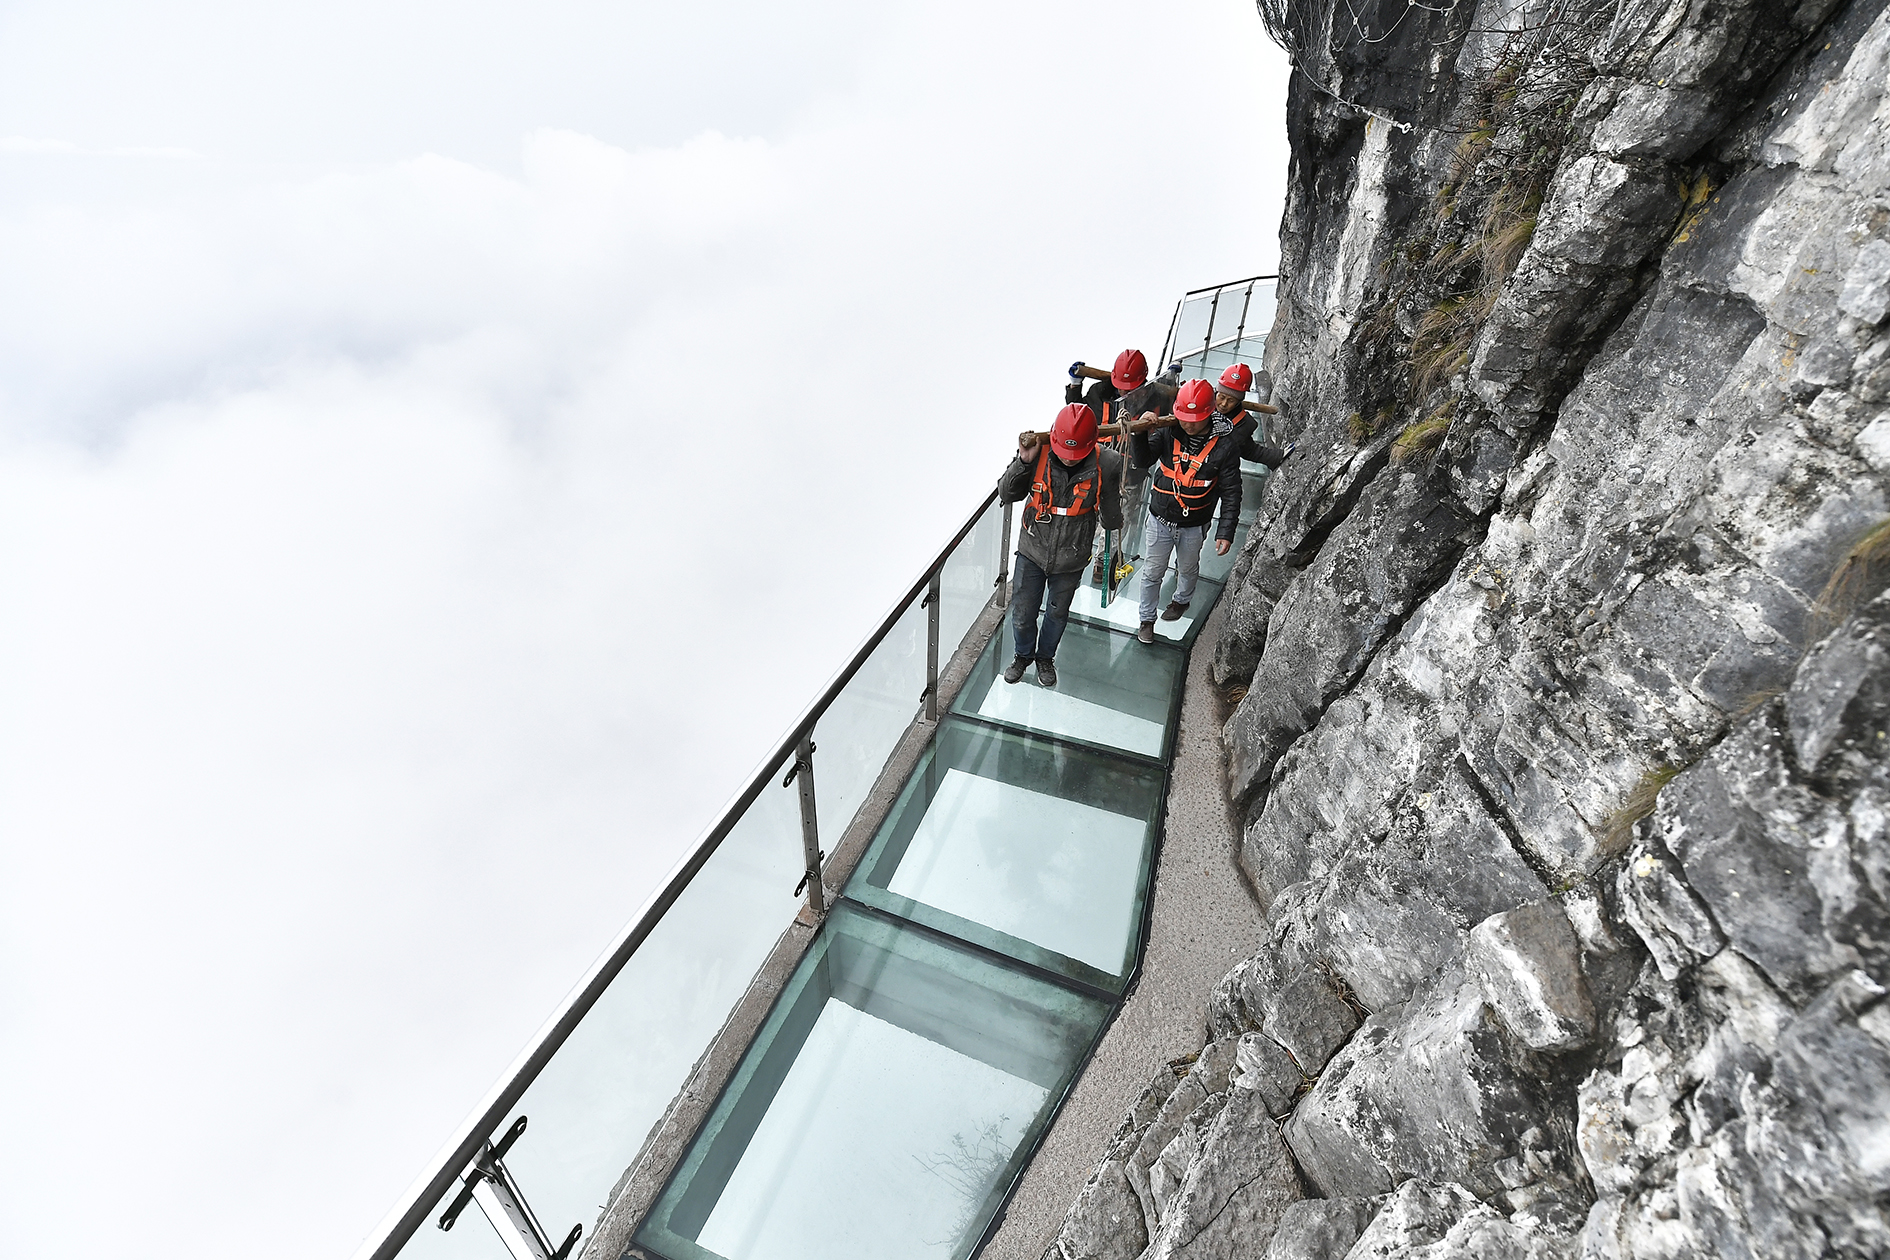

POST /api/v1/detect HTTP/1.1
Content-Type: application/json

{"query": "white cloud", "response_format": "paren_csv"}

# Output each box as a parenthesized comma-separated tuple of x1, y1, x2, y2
(0, 1, 1290, 1256)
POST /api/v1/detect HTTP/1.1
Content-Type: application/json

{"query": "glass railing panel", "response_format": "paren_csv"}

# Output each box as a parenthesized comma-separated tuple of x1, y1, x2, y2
(952, 620, 1181, 760)
(1207, 281, 1253, 346)
(811, 593, 928, 847)
(1168, 293, 1213, 366)
(394, 780, 808, 1260)
(938, 498, 1005, 662)
(1245, 280, 1278, 344)
(634, 902, 1110, 1260)
(843, 718, 1163, 992)
(1238, 465, 1270, 524)
(1200, 344, 1241, 377)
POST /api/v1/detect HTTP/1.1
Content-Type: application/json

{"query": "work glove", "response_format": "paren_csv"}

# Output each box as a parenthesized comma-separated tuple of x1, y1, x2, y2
(1067, 360, 1085, 379)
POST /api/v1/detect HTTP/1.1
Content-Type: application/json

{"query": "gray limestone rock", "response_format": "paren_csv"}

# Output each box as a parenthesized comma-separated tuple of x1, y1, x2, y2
(1342, 1180, 1571, 1260)
(1262, 1196, 1380, 1260)
(1044, 1159, 1145, 1260)
(1466, 902, 1598, 1052)
(1233, 1031, 1305, 1117)
(1142, 1085, 1304, 1260)
(1785, 588, 1890, 773)
(1224, 470, 1477, 808)
(1616, 841, 1726, 981)
(1041, 1, 1890, 1256)
(1127, 1070, 1213, 1232)
(1285, 967, 1569, 1200)
(1207, 953, 1361, 1072)
(1839, 237, 1890, 325)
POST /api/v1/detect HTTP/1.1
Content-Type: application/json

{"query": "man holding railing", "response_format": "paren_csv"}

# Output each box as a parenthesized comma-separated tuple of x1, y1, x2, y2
(1130, 379, 1243, 644)
(999, 403, 1125, 688)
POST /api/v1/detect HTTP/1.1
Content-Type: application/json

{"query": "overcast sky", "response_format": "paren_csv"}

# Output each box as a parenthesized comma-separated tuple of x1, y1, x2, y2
(0, 2, 1289, 1256)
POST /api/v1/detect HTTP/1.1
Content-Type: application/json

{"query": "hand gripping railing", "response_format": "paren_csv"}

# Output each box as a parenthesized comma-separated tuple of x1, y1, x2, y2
(355, 486, 1006, 1260)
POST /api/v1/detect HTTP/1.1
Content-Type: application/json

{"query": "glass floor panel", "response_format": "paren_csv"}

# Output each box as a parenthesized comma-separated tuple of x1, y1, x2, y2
(844, 719, 1164, 992)
(635, 902, 1109, 1260)
(952, 620, 1182, 761)
(1069, 574, 1225, 646)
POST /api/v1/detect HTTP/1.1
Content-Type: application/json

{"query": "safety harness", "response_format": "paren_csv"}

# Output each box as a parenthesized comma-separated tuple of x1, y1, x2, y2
(1027, 444, 1096, 524)
(1153, 433, 1222, 515)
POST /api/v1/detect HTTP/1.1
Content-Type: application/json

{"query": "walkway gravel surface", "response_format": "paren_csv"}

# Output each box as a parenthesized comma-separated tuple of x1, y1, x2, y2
(981, 598, 1270, 1259)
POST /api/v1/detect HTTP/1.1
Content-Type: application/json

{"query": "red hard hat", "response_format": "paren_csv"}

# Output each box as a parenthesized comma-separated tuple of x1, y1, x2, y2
(1050, 403, 1099, 458)
(1111, 349, 1149, 391)
(1175, 379, 1216, 420)
(1218, 363, 1253, 395)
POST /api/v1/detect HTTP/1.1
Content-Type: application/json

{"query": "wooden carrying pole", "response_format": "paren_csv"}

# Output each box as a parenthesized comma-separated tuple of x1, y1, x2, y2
(1022, 401, 1279, 447)
(1067, 363, 1275, 414)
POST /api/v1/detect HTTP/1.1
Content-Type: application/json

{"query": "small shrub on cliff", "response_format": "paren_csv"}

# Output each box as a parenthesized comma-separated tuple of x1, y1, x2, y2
(1600, 764, 1681, 856)
(1814, 517, 1890, 630)
(1391, 403, 1456, 465)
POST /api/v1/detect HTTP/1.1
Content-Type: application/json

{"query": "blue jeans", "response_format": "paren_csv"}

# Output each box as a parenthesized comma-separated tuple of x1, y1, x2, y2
(1138, 512, 1205, 625)
(1011, 553, 1082, 661)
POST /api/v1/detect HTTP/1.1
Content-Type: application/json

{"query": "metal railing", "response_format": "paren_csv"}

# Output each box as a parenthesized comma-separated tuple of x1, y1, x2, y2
(1159, 274, 1280, 373)
(356, 487, 1007, 1260)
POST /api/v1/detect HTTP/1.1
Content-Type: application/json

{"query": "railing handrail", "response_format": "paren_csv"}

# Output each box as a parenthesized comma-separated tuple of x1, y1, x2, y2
(1160, 274, 1280, 372)
(354, 485, 1005, 1260)
(1175, 272, 1278, 300)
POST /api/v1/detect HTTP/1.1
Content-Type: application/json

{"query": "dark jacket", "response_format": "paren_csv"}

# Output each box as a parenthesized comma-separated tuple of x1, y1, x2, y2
(1000, 444, 1126, 574)
(1064, 366, 1179, 421)
(1065, 376, 1121, 422)
(1132, 417, 1244, 541)
(1231, 413, 1287, 468)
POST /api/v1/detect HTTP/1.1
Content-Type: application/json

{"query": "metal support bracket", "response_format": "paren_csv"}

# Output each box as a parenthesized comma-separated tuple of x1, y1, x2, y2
(996, 504, 1012, 609)
(437, 1117, 581, 1260)
(785, 736, 826, 916)
(922, 573, 941, 722)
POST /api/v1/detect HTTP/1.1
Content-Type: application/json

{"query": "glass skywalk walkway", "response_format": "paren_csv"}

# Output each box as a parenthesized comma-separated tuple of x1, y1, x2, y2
(359, 284, 1275, 1260)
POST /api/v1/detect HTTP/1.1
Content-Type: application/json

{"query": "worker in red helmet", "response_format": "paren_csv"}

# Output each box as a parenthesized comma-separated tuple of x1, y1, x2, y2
(1065, 349, 1181, 518)
(1129, 379, 1245, 644)
(1214, 363, 1291, 468)
(1064, 349, 1158, 426)
(997, 403, 1125, 686)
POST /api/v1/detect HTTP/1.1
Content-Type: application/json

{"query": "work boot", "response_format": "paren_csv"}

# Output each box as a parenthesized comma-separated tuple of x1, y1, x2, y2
(1137, 622, 1156, 645)
(1036, 657, 1057, 688)
(1003, 655, 1030, 684)
(1161, 600, 1189, 622)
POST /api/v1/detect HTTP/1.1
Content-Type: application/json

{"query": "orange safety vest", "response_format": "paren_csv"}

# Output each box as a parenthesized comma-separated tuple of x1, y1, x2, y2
(1153, 434, 1221, 513)
(1027, 443, 1097, 523)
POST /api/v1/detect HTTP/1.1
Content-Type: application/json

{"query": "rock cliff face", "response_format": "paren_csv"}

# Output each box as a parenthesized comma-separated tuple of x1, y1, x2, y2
(1043, 0, 1890, 1256)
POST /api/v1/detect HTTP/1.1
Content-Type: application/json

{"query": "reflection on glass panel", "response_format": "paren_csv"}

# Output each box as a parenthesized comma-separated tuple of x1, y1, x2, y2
(635, 903, 1110, 1260)
(846, 719, 1162, 991)
(1168, 295, 1213, 367)
(1237, 466, 1271, 526)
(939, 500, 1004, 666)
(813, 595, 927, 846)
(953, 620, 1181, 760)
(1245, 281, 1278, 348)
(1208, 282, 1253, 347)
(396, 784, 807, 1260)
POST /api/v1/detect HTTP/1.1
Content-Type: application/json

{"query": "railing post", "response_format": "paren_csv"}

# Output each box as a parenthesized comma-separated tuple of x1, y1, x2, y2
(924, 572, 941, 722)
(787, 737, 825, 917)
(996, 503, 1011, 609)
